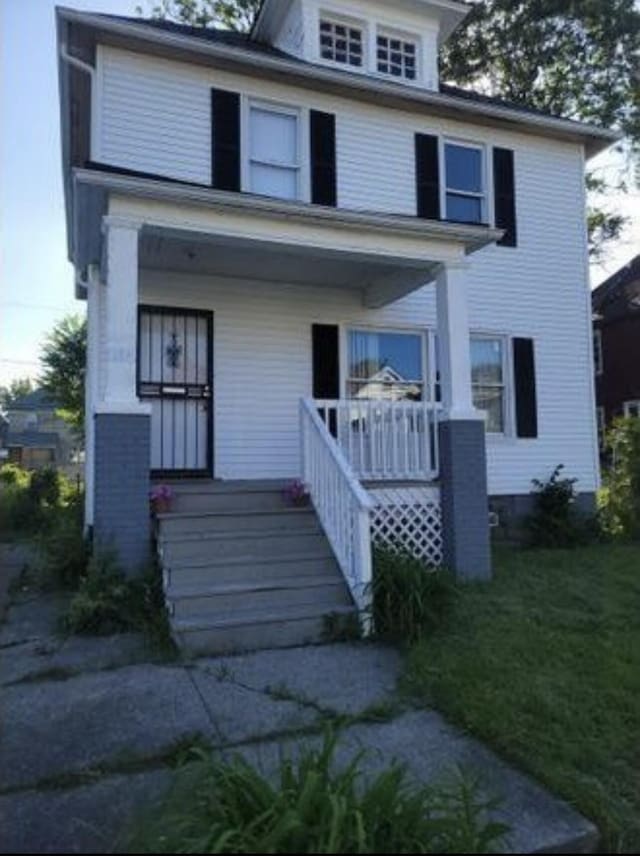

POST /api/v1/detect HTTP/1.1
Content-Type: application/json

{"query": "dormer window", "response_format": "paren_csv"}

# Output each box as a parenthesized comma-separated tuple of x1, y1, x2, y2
(376, 32, 417, 80)
(319, 18, 363, 67)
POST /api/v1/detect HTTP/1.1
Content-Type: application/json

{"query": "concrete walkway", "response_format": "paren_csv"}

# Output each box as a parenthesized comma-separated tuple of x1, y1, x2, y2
(0, 587, 598, 854)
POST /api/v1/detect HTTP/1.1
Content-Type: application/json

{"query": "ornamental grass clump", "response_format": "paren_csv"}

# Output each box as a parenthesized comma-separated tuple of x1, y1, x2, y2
(129, 730, 507, 853)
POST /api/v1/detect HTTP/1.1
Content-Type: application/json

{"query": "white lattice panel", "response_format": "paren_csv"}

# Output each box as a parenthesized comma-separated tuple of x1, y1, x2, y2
(369, 486, 443, 566)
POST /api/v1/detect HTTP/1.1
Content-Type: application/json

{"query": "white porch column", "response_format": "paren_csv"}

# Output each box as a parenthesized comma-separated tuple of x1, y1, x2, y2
(92, 216, 151, 573)
(435, 261, 491, 581)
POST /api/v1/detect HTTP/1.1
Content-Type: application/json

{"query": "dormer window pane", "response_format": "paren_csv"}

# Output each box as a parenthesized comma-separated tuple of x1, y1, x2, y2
(319, 18, 363, 66)
(377, 32, 418, 81)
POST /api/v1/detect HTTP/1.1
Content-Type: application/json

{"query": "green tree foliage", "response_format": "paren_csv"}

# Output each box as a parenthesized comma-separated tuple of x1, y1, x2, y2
(39, 315, 87, 439)
(137, 0, 260, 31)
(0, 377, 34, 409)
(440, 0, 640, 258)
(599, 417, 640, 539)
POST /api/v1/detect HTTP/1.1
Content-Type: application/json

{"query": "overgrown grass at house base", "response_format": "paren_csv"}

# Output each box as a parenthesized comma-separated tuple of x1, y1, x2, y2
(402, 544, 640, 853)
(127, 730, 508, 854)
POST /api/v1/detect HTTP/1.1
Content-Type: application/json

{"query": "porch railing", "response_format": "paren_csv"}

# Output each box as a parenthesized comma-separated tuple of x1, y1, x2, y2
(300, 398, 374, 619)
(314, 399, 440, 482)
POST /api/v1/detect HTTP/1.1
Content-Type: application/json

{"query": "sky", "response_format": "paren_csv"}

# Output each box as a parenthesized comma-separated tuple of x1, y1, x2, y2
(1, 0, 638, 387)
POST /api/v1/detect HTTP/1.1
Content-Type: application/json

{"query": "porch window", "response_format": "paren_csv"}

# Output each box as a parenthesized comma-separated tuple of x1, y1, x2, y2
(319, 18, 363, 67)
(347, 329, 425, 401)
(471, 336, 506, 433)
(248, 103, 300, 200)
(444, 141, 486, 224)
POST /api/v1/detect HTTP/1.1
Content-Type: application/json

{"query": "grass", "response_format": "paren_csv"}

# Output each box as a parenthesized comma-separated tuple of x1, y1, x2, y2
(402, 543, 640, 853)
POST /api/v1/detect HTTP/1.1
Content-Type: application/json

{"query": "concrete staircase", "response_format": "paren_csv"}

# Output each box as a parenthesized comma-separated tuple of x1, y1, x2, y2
(155, 481, 357, 655)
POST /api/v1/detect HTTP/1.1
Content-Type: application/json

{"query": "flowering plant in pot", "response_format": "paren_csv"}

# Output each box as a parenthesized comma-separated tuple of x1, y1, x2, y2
(149, 484, 174, 515)
(283, 479, 310, 507)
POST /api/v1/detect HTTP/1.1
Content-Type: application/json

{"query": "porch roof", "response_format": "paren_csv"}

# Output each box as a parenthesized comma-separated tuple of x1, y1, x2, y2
(74, 168, 503, 307)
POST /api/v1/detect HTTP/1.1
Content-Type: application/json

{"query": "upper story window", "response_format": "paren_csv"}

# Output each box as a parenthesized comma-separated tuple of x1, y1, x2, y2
(319, 18, 363, 67)
(347, 329, 425, 401)
(248, 103, 300, 201)
(593, 329, 603, 375)
(376, 32, 417, 80)
(444, 141, 486, 224)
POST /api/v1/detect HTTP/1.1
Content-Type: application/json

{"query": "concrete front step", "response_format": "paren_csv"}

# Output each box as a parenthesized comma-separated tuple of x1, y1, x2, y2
(171, 489, 292, 514)
(173, 604, 357, 655)
(167, 575, 351, 619)
(160, 530, 330, 566)
(158, 508, 317, 538)
(165, 554, 340, 589)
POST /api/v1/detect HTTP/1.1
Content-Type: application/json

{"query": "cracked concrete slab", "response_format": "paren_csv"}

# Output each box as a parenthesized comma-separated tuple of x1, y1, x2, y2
(0, 593, 69, 648)
(0, 664, 212, 791)
(232, 710, 599, 854)
(0, 768, 173, 854)
(195, 642, 402, 717)
(190, 663, 319, 745)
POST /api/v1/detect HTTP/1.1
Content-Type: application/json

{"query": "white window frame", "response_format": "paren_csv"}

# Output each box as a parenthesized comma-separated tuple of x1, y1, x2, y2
(375, 26, 420, 82)
(317, 12, 366, 70)
(441, 138, 488, 225)
(593, 328, 603, 376)
(342, 326, 429, 401)
(470, 333, 511, 436)
(623, 400, 640, 418)
(242, 98, 306, 202)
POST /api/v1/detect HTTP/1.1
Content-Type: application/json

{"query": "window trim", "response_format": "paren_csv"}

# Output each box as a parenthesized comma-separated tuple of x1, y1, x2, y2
(593, 328, 603, 376)
(441, 138, 489, 225)
(342, 325, 429, 402)
(470, 333, 511, 436)
(375, 26, 420, 82)
(317, 12, 366, 70)
(623, 400, 640, 418)
(242, 97, 308, 202)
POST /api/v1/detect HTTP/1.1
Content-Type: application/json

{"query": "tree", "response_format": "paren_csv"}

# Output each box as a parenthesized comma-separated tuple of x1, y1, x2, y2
(137, 0, 260, 30)
(440, 0, 640, 259)
(39, 315, 87, 439)
(0, 377, 34, 410)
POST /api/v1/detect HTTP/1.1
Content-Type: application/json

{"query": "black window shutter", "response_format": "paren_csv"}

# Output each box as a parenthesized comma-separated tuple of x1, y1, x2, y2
(493, 147, 517, 247)
(310, 111, 337, 206)
(211, 88, 240, 192)
(312, 324, 340, 436)
(415, 134, 440, 220)
(513, 338, 537, 438)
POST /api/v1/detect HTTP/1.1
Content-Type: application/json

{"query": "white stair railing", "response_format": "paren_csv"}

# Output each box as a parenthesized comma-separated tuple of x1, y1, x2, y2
(300, 398, 375, 621)
(314, 399, 440, 481)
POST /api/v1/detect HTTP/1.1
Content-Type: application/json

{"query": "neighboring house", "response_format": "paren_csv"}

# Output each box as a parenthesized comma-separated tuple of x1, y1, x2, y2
(56, 1, 616, 651)
(0, 412, 8, 462)
(592, 254, 640, 444)
(4, 389, 78, 474)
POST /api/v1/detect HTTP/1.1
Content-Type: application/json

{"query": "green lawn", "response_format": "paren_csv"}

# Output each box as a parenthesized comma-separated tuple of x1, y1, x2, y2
(403, 544, 640, 853)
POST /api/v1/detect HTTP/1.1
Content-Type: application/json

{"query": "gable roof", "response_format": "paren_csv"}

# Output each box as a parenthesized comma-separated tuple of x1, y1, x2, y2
(7, 389, 57, 412)
(592, 255, 640, 321)
(57, 7, 620, 158)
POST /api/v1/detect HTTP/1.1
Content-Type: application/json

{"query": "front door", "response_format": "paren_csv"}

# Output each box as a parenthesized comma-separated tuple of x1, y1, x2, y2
(138, 306, 213, 477)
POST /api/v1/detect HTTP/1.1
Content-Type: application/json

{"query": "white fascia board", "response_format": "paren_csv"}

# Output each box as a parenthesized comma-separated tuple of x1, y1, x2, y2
(56, 7, 621, 158)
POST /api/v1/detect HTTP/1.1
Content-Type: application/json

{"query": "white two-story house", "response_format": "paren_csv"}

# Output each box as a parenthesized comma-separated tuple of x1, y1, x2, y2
(56, 0, 617, 652)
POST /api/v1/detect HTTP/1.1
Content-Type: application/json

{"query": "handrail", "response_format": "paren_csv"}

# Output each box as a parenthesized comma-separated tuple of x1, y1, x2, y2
(300, 398, 374, 622)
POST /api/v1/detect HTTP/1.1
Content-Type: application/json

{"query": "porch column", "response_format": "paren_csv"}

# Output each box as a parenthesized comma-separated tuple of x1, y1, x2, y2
(436, 261, 491, 581)
(93, 216, 151, 574)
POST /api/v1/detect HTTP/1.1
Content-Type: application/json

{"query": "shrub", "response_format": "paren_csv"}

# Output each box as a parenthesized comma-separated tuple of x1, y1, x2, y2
(599, 417, 640, 540)
(0, 463, 29, 488)
(36, 505, 89, 589)
(0, 464, 81, 538)
(28, 465, 61, 507)
(129, 730, 507, 853)
(371, 547, 455, 644)
(525, 464, 594, 548)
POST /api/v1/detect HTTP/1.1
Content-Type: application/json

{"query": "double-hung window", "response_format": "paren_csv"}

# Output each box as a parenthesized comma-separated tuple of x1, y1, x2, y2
(444, 141, 486, 224)
(319, 18, 363, 66)
(624, 400, 640, 418)
(376, 32, 417, 80)
(347, 329, 426, 401)
(248, 103, 300, 201)
(471, 336, 506, 433)
(593, 329, 603, 375)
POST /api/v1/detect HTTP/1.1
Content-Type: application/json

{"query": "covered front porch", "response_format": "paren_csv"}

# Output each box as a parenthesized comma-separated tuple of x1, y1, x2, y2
(76, 169, 501, 589)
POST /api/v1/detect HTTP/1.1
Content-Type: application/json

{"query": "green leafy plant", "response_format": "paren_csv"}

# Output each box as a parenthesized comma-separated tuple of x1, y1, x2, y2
(36, 505, 89, 590)
(28, 465, 61, 507)
(0, 463, 82, 538)
(525, 464, 595, 548)
(0, 463, 30, 488)
(599, 417, 640, 540)
(129, 729, 507, 853)
(371, 547, 455, 644)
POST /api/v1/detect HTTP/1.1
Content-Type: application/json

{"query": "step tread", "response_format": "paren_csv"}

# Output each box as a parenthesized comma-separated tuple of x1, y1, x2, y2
(158, 507, 314, 521)
(167, 574, 346, 601)
(173, 602, 355, 633)
(165, 550, 335, 571)
(155, 480, 288, 494)
(159, 526, 321, 546)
